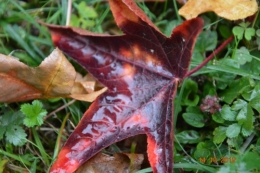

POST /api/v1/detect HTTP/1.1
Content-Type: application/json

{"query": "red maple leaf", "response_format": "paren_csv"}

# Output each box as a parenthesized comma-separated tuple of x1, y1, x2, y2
(46, 0, 203, 172)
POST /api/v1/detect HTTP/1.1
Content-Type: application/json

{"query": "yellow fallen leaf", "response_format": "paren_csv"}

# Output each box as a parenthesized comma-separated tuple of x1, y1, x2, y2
(0, 48, 106, 102)
(179, 0, 258, 20)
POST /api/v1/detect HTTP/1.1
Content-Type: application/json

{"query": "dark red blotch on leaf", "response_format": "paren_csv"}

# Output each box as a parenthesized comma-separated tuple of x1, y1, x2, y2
(46, 0, 203, 172)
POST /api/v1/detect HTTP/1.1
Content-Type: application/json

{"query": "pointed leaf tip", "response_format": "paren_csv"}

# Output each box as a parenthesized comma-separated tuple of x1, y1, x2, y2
(109, 0, 162, 35)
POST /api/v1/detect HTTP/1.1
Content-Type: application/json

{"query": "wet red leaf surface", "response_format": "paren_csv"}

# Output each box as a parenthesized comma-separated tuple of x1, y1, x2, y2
(46, 0, 203, 172)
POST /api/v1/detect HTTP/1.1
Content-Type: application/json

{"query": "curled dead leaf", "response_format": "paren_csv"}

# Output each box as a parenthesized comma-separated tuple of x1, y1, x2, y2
(70, 87, 107, 102)
(0, 48, 106, 103)
(70, 73, 107, 102)
(179, 0, 258, 20)
(72, 73, 104, 94)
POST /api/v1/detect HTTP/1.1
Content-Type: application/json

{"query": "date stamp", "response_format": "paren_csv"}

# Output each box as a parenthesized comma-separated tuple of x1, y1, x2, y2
(199, 156, 236, 164)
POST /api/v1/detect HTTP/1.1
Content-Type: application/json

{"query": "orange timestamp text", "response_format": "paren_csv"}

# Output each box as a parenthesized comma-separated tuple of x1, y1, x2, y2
(198, 156, 236, 164)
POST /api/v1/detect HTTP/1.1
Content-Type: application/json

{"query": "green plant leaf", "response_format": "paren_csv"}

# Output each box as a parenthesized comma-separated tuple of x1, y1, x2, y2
(195, 30, 217, 52)
(218, 24, 232, 39)
(220, 77, 251, 104)
(186, 106, 202, 113)
(231, 99, 247, 110)
(217, 166, 231, 173)
(241, 127, 253, 137)
(249, 82, 260, 99)
(21, 100, 47, 127)
(220, 105, 237, 121)
(241, 106, 254, 137)
(212, 112, 225, 123)
(70, 14, 80, 27)
(243, 152, 260, 170)
(213, 126, 227, 144)
(182, 112, 205, 128)
(79, 4, 97, 19)
(232, 26, 244, 40)
(239, 22, 250, 28)
(0, 111, 24, 126)
(0, 111, 25, 146)
(256, 29, 260, 37)
(236, 106, 247, 125)
(212, 72, 236, 90)
(207, 62, 260, 81)
(71, 2, 98, 29)
(227, 137, 243, 149)
(240, 79, 255, 101)
(5, 125, 27, 146)
(242, 61, 260, 79)
(226, 123, 241, 138)
(196, 141, 216, 151)
(220, 58, 240, 68)
(234, 47, 252, 65)
(249, 95, 260, 113)
(194, 148, 211, 160)
(181, 79, 199, 106)
(244, 28, 255, 41)
(176, 130, 202, 144)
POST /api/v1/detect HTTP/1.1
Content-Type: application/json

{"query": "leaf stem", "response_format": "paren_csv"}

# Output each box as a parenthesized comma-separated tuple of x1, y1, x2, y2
(44, 99, 76, 120)
(185, 35, 234, 78)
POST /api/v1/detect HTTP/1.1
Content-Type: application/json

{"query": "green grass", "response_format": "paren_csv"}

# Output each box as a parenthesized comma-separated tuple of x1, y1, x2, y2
(0, 0, 260, 173)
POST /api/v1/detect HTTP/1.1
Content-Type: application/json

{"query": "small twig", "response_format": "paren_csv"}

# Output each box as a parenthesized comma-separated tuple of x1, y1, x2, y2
(44, 99, 76, 120)
(185, 35, 234, 78)
(240, 133, 255, 153)
(66, 0, 72, 26)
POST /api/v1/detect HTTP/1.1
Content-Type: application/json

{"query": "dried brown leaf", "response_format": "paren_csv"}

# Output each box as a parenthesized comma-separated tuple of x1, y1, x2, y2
(75, 153, 144, 173)
(179, 0, 258, 20)
(0, 48, 106, 103)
